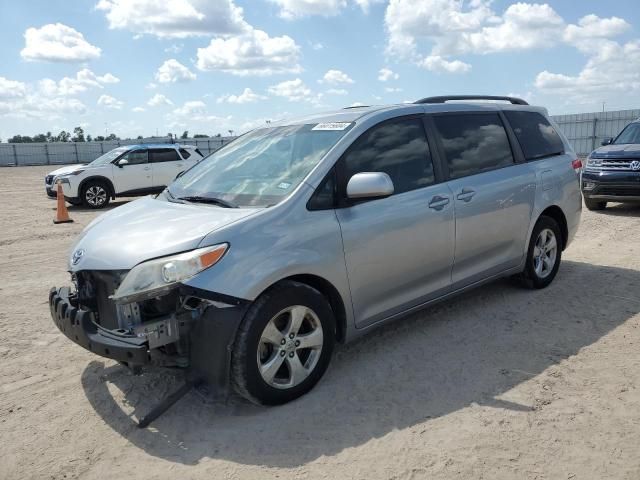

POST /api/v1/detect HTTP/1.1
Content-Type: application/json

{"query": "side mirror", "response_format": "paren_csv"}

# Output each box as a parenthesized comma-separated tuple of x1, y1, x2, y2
(346, 172, 394, 200)
(118, 158, 129, 167)
(601, 137, 613, 146)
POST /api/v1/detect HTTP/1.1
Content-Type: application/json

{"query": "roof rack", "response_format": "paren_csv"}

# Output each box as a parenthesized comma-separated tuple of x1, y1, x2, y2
(343, 105, 371, 109)
(414, 95, 529, 106)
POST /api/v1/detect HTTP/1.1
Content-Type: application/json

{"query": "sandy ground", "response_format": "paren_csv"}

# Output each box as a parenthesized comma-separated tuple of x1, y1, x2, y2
(1, 165, 640, 480)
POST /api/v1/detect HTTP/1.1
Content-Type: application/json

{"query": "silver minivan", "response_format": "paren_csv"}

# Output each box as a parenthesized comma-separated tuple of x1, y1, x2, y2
(50, 96, 582, 407)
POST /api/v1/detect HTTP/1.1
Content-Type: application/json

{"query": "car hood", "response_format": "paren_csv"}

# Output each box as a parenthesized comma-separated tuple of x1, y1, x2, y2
(592, 143, 640, 158)
(68, 196, 260, 271)
(48, 164, 88, 176)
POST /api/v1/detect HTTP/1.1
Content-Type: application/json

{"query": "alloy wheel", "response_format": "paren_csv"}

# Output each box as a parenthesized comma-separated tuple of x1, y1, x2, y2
(533, 228, 557, 279)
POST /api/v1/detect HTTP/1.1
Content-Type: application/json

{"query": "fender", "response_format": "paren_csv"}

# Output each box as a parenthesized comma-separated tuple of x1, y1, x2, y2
(78, 175, 116, 199)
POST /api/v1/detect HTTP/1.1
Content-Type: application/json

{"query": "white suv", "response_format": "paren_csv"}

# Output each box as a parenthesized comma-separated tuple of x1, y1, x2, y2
(45, 144, 204, 208)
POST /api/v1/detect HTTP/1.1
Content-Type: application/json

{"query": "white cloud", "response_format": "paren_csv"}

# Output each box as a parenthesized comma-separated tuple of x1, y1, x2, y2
(378, 67, 399, 82)
(564, 15, 630, 45)
(21, 23, 101, 62)
(271, 0, 381, 18)
(174, 100, 207, 116)
(97, 94, 124, 109)
(384, 87, 403, 93)
(268, 78, 312, 101)
(0, 77, 27, 99)
(271, 0, 347, 19)
(0, 94, 86, 119)
(196, 28, 301, 76)
(320, 69, 354, 85)
(96, 0, 248, 38)
(145, 82, 157, 89)
(418, 55, 471, 74)
(155, 59, 196, 83)
(326, 88, 348, 95)
(132, 106, 146, 112)
(171, 100, 231, 124)
(147, 93, 174, 106)
(384, 1, 563, 73)
(38, 68, 120, 96)
(309, 41, 324, 51)
(217, 87, 266, 104)
(164, 43, 183, 54)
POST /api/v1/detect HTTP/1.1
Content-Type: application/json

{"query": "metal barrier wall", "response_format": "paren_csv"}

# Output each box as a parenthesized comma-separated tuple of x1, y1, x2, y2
(0, 137, 233, 166)
(2, 109, 640, 165)
(551, 109, 640, 157)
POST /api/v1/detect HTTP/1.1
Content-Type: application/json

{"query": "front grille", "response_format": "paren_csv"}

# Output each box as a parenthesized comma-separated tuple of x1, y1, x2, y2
(597, 159, 638, 171)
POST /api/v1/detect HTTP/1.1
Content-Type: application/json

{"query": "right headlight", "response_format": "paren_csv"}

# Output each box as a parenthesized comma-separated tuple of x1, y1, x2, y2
(111, 243, 229, 303)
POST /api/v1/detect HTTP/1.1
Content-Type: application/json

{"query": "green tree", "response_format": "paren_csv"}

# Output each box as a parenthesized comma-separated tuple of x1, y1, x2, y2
(55, 131, 71, 142)
(46, 131, 53, 143)
(32, 133, 48, 142)
(105, 133, 119, 141)
(94, 135, 105, 141)
(8, 135, 32, 143)
(180, 130, 189, 139)
(193, 134, 209, 138)
(86, 134, 92, 142)
(72, 126, 86, 142)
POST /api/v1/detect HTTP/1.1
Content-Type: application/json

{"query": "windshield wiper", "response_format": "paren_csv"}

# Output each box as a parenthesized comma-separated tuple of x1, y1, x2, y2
(176, 195, 238, 208)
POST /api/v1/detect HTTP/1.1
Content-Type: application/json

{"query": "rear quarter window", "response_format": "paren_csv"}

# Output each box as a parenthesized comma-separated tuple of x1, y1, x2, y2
(504, 111, 565, 161)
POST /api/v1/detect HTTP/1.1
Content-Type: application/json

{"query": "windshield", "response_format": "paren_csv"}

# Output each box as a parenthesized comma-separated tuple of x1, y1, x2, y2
(614, 123, 640, 145)
(169, 123, 351, 207)
(89, 147, 128, 166)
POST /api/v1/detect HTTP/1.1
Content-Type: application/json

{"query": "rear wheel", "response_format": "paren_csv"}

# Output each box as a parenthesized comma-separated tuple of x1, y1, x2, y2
(231, 281, 335, 405)
(584, 197, 606, 211)
(518, 216, 562, 289)
(82, 181, 110, 209)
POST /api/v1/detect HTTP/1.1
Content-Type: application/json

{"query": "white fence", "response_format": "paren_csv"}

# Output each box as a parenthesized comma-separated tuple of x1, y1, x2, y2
(550, 109, 640, 157)
(2, 109, 639, 166)
(0, 136, 234, 167)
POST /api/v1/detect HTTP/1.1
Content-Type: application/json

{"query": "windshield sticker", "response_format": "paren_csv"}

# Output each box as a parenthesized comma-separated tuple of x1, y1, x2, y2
(312, 122, 352, 131)
(277, 182, 292, 190)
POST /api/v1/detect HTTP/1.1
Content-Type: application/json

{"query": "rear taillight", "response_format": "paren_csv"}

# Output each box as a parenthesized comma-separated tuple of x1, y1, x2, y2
(571, 158, 582, 173)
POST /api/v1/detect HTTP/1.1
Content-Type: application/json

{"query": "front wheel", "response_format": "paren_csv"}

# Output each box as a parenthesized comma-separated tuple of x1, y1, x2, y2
(518, 216, 562, 289)
(81, 181, 110, 209)
(231, 281, 335, 405)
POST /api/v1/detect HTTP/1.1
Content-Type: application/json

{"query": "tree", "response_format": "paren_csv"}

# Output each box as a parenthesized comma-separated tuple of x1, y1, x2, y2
(180, 130, 189, 139)
(55, 131, 71, 142)
(193, 134, 209, 138)
(72, 126, 85, 142)
(8, 135, 33, 143)
(32, 133, 47, 143)
(46, 132, 53, 143)
(136, 135, 143, 140)
(86, 134, 92, 142)
(105, 133, 119, 141)
(94, 135, 105, 141)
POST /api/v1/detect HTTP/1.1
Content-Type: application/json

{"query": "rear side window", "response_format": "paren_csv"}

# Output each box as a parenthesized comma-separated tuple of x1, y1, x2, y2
(150, 148, 180, 163)
(179, 148, 191, 159)
(342, 117, 435, 195)
(504, 111, 565, 160)
(433, 113, 514, 180)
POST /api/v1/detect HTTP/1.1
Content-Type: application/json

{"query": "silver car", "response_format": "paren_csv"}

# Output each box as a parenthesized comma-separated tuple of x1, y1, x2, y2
(50, 96, 582, 406)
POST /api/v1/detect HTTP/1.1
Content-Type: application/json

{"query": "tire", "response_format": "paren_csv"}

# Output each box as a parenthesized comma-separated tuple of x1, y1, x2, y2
(517, 216, 562, 289)
(81, 180, 111, 209)
(231, 281, 336, 405)
(67, 198, 82, 206)
(584, 197, 606, 211)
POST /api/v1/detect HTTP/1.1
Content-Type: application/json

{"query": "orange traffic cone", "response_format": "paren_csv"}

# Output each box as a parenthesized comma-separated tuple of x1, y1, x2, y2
(53, 181, 74, 224)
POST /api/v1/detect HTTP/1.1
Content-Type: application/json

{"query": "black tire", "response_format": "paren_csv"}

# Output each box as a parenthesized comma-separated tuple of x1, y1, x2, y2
(231, 281, 336, 405)
(584, 197, 606, 211)
(518, 216, 563, 289)
(81, 180, 111, 209)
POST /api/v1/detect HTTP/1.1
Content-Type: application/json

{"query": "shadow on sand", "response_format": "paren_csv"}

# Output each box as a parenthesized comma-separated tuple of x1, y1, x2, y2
(80, 260, 640, 467)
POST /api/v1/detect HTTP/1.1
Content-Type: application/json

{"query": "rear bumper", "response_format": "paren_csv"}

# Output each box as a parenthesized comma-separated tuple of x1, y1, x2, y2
(49, 287, 150, 364)
(581, 170, 640, 202)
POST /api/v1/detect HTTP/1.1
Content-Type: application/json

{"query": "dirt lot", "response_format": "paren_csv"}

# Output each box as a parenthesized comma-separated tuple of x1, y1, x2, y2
(1, 165, 640, 480)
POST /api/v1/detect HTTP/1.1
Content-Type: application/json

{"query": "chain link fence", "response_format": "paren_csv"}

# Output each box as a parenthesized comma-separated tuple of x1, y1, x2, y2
(0, 136, 234, 167)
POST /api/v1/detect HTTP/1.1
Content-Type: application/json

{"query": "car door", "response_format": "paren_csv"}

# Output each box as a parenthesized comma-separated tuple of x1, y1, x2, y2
(430, 112, 535, 286)
(112, 149, 152, 194)
(334, 116, 455, 328)
(149, 148, 185, 187)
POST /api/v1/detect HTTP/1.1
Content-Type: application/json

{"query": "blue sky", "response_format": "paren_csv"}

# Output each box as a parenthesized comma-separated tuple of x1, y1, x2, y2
(1, 0, 639, 140)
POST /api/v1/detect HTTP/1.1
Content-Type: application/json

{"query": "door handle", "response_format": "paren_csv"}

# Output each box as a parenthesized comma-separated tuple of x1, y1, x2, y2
(428, 195, 450, 210)
(456, 188, 476, 202)
(144, 166, 151, 171)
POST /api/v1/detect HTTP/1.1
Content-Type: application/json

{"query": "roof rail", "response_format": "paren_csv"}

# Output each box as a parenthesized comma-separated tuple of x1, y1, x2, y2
(414, 95, 529, 106)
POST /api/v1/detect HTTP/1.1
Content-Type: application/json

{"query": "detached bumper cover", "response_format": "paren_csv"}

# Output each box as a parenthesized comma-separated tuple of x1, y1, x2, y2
(49, 287, 150, 364)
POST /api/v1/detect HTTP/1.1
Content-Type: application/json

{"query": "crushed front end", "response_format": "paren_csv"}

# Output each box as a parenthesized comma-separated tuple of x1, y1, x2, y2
(50, 268, 248, 396)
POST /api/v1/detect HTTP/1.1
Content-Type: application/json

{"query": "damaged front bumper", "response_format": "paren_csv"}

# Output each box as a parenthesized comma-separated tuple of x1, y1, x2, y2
(49, 277, 249, 395)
